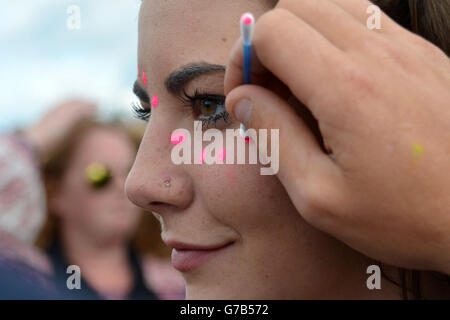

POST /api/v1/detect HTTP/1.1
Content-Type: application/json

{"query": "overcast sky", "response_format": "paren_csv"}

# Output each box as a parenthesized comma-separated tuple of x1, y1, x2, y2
(0, 0, 141, 131)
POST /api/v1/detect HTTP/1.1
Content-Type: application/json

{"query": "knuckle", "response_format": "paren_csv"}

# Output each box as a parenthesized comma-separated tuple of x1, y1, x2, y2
(277, 0, 297, 9)
(413, 34, 447, 60)
(300, 176, 349, 228)
(382, 41, 406, 63)
(364, 33, 400, 57)
(254, 8, 290, 47)
(339, 62, 375, 98)
(300, 177, 334, 218)
(359, 31, 379, 51)
(363, 34, 416, 70)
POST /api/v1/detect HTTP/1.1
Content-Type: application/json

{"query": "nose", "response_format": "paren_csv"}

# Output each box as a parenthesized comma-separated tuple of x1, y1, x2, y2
(125, 128, 194, 214)
(113, 171, 129, 196)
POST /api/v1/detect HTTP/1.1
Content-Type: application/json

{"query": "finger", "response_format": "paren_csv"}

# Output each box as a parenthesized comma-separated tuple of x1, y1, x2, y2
(224, 37, 291, 99)
(225, 84, 338, 186)
(329, 0, 406, 35)
(225, 8, 348, 118)
(276, 0, 372, 51)
(224, 37, 267, 94)
(330, 0, 449, 66)
(67, 100, 98, 114)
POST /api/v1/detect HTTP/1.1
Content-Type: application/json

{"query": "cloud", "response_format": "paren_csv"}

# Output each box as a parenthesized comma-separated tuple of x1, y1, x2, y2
(0, 0, 141, 131)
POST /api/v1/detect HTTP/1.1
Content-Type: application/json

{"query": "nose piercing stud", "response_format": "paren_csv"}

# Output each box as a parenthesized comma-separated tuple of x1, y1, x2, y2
(163, 177, 171, 188)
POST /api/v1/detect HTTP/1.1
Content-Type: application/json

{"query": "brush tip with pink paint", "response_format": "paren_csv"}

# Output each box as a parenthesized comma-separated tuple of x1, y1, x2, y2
(241, 13, 254, 26)
(240, 12, 255, 136)
(240, 13, 255, 45)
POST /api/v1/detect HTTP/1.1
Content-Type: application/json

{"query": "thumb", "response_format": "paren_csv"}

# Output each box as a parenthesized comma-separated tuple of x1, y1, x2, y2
(225, 84, 330, 183)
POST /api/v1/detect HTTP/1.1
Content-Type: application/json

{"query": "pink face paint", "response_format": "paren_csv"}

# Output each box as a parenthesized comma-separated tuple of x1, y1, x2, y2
(152, 95, 159, 108)
(238, 130, 251, 144)
(217, 148, 226, 162)
(170, 132, 186, 145)
(241, 13, 253, 25)
(226, 166, 238, 184)
(142, 72, 147, 87)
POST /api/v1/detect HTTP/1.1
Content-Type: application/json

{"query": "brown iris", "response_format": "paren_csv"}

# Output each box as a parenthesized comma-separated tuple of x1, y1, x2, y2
(190, 95, 224, 118)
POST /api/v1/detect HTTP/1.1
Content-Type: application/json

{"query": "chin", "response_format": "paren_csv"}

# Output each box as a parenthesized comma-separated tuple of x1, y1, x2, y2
(185, 281, 274, 300)
(187, 290, 277, 300)
(186, 289, 240, 300)
(99, 230, 132, 245)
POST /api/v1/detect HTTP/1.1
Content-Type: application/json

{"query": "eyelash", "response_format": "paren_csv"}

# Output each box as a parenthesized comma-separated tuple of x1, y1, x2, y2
(131, 101, 150, 121)
(132, 89, 230, 129)
(180, 89, 230, 129)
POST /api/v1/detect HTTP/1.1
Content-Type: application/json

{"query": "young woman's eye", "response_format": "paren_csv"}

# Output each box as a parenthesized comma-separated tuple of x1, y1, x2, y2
(182, 89, 230, 128)
(193, 96, 225, 118)
(197, 98, 219, 116)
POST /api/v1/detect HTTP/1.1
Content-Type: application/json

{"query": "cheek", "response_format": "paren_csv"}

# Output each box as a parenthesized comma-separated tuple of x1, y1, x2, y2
(224, 165, 239, 185)
(123, 207, 142, 227)
(59, 175, 91, 212)
(196, 164, 290, 231)
(64, 184, 108, 222)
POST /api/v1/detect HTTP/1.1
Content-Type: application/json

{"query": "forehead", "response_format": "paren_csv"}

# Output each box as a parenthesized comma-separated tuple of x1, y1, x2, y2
(138, 0, 270, 79)
(73, 128, 134, 163)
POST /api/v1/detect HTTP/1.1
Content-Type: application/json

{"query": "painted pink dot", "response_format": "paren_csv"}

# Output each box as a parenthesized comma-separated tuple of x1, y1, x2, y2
(226, 167, 238, 184)
(242, 14, 253, 25)
(152, 95, 159, 108)
(170, 132, 185, 145)
(217, 148, 226, 162)
(142, 72, 147, 87)
(198, 149, 206, 164)
(238, 131, 252, 144)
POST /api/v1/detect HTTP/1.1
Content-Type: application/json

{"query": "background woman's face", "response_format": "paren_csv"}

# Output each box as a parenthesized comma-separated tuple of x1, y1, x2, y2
(56, 127, 141, 245)
(126, 0, 359, 299)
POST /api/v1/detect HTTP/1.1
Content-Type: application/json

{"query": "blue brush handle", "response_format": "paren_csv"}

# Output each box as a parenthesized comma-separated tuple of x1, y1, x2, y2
(243, 43, 251, 84)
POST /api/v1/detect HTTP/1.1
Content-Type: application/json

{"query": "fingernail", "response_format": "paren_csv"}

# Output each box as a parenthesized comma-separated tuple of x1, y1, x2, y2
(234, 99, 252, 126)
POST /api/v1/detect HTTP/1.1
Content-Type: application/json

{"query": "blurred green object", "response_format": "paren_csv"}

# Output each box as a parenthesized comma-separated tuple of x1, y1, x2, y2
(85, 162, 112, 188)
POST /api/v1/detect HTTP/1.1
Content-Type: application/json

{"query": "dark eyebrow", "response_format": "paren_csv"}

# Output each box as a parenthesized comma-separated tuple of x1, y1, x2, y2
(165, 62, 225, 94)
(133, 81, 149, 103)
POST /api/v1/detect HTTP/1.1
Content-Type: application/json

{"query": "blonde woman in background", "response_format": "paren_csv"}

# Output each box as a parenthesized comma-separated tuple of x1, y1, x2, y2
(35, 102, 184, 299)
(0, 100, 184, 299)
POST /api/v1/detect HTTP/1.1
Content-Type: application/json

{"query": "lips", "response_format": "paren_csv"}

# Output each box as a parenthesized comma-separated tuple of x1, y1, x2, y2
(166, 240, 234, 272)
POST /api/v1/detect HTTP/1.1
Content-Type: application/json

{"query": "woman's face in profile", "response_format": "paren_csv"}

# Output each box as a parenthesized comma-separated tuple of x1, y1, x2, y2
(126, 0, 368, 299)
(56, 127, 141, 245)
